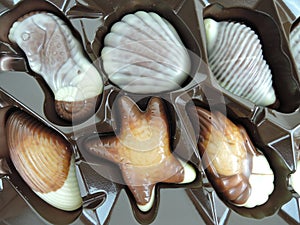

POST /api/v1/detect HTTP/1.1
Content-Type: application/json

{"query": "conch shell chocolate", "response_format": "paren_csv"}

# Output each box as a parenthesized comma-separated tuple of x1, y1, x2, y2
(8, 12, 103, 122)
(6, 110, 82, 211)
(188, 106, 274, 208)
(84, 96, 196, 212)
(204, 18, 276, 106)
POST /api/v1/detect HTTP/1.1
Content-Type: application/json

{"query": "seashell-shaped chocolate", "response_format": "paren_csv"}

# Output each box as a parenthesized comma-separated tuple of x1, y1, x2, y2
(101, 11, 191, 94)
(8, 12, 103, 122)
(188, 106, 274, 208)
(6, 110, 82, 211)
(84, 96, 196, 212)
(290, 23, 300, 73)
(204, 18, 276, 106)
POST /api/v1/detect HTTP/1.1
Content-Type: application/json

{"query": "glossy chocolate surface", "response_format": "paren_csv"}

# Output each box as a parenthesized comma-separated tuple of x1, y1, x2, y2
(1, 0, 300, 224)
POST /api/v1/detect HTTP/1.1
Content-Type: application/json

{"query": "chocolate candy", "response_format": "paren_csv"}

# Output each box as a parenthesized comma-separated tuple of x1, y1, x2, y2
(0, 0, 300, 224)
(8, 12, 103, 122)
(204, 18, 276, 106)
(102, 11, 191, 94)
(6, 110, 82, 211)
(84, 96, 196, 212)
(187, 106, 274, 207)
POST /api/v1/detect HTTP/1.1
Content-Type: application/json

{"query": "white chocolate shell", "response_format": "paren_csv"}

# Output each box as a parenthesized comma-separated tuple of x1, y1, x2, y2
(290, 24, 300, 73)
(6, 111, 82, 211)
(189, 107, 274, 208)
(204, 18, 276, 106)
(8, 12, 103, 122)
(101, 11, 191, 93)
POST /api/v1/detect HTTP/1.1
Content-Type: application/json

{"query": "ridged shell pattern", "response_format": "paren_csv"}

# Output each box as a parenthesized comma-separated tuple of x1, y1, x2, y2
(6, 110, 82, 211)
(101, 11, 191, 94)
(188, 106, 274, 208)
(290, 23, 300, 73)
(204, 19, 276, 106)
(8, 12, 103, 122)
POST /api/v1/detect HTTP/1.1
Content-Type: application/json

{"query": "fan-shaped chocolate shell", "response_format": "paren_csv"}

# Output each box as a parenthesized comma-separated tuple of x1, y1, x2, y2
(8, 12, 103, 122)
(6, 110, 82, 211)
(101, 11, 191, 94)
(204, 18, 276, 106)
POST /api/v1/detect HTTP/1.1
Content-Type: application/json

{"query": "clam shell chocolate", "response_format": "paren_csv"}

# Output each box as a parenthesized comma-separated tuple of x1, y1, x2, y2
(290, 23, 300, 73)
(101, 11, 191, 93)
(204, 18, 276, 106)
(6, 110, 82, 211)
(8, 12, 103, 122)
(188, 106, 274, 208)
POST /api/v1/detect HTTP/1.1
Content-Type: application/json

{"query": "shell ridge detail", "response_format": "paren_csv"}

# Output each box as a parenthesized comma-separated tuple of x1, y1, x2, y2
(103, 46, 181, 79)
(205, 18, 276, 106)
(121, 14, 182, 58)
(108, 20, 183, 67)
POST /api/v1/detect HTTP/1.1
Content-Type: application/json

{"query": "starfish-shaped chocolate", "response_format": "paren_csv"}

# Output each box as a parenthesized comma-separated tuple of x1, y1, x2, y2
(84, 96, 196, 212)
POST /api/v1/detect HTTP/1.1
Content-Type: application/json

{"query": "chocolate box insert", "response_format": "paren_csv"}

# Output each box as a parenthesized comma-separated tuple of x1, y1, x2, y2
(1, 0, 300, 225)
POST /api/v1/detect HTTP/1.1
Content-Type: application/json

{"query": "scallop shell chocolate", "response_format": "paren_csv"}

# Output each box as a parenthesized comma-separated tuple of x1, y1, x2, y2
(188, 106, 274, 208)
(8, 12, 103, 122)
(101, 11, 191, 93)
(290, 23, 300, 73)
(6, 110, 82, 211)
(204, 18, 276, 106)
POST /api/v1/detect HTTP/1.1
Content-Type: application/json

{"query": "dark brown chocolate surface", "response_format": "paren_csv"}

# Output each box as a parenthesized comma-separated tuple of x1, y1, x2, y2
(1, 0, 300, 224)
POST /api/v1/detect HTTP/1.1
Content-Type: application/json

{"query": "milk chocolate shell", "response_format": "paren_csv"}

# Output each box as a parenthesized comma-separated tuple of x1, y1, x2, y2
(84, 96, 196, 212)
(101, 11, 191, 93)
(8, 12, 103, 122)
(188, 106, 274, 208)
(204, 18, 276, 106)
(6, 110, 82, 211)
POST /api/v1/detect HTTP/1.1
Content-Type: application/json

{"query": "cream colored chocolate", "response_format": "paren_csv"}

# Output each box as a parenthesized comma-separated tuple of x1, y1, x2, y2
(84, 96, 196, 212)
(189, 107, 274, 208)
(8, 12, 103, 122)
(204, 18, 276, 106)
(6, 111, 82, 211)
(290, 24, 300, 73)
(102, 11, 191, 93)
